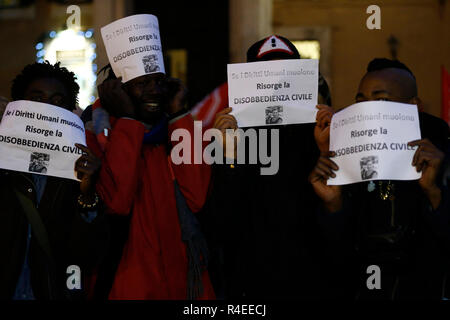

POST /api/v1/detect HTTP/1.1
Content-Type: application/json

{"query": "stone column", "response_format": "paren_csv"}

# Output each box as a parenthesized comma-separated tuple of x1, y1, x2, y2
(229, 0, 273, 63)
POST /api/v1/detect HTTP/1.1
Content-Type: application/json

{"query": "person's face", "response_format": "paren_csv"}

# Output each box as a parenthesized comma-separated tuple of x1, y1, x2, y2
(24, 77, 71, 110)
(123, 73, 169, 124)
(355, 68, 417, 104)
(272, 110, 279, 118)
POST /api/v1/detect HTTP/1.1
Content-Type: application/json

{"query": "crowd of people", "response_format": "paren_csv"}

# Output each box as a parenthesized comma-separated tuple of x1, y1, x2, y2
(0, 14, 449, 301)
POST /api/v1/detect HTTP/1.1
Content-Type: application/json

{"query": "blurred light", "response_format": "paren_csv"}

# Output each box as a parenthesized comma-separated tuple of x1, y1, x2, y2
(77, 31, 85, 37)
(35, 42, 44, 50)
(36, 50, 45, 58)
(44, 29, 97, 110)
(292, 40, 320, 60)
(92, 75, 97, 82)
(37, 58, 44, 63)
(89, 96, 96, 103)
(49, 31, 56, 38)
(85, 31, 93, 38)
(92, 64, 98, 72)
(90, 43, 96, 49)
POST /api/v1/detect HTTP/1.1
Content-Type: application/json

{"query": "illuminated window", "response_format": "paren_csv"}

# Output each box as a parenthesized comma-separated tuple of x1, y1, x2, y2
(292, 40, 320, 60)
(36, 28, 97, 110)
(166, 49, 187, 84)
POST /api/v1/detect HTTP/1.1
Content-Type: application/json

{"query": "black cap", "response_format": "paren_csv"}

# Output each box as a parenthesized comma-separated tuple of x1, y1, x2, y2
(246, 35, 301, 62)
(247, 35, 332, 106)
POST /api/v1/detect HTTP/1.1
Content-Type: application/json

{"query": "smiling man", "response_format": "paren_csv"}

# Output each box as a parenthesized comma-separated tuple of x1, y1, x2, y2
(85, 15, 214, 300)
(86, 66, 214, 300)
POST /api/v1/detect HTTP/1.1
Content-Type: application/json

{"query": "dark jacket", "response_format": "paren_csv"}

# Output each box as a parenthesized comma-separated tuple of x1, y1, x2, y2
(0, 170, 109, 300)
(201, 123, 324, 299)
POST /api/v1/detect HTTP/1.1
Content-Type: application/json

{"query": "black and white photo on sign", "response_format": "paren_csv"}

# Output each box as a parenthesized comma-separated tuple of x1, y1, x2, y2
(265, 106, 283, 124)
(143, 54, 160, 73)
(360, 155, 378, 180)
(28, 152, 50, 174)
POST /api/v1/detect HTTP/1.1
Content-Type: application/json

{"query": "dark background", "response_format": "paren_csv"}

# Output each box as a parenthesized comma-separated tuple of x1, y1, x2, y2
(134, 1, 229, 106)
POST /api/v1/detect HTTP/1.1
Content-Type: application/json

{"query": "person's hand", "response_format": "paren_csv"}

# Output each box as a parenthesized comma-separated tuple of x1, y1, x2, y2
(309, 151, 343, 213)
(75, 144, 102, 203)
(97, 77, 135, 118)
(213, 107, 238, 158)
(165, 77, 188, 116)
(214, 107, 238, 131)
(408, 138, 444, 209)
(314, 104, 334, 153)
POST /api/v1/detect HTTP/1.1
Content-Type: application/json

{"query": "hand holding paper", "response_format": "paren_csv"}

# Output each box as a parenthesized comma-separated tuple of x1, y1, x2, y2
(214, 107, 238, 132)
(408, 138, 445, 209)
(213, 107, 238, 159)
(314, 104, 334, 153)
(75, 143, 102, 202)
(309, 151, 342, 213)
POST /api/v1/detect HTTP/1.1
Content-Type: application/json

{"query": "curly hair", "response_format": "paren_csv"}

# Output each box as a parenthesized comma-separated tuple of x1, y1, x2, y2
(11, 61, 80, 110)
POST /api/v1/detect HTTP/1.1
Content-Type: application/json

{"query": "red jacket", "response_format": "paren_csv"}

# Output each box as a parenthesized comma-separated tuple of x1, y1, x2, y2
(86, 105, 214, 300)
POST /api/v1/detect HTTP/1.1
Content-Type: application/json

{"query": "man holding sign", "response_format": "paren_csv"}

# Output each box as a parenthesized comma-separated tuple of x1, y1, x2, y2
(86, 14, 214, 300)
(204, 35, 333, 298)
(310, 58, 449, 299)
(0, 61, 107, 300)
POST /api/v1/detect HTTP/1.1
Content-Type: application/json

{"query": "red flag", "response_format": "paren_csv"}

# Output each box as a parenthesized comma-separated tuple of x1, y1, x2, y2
(191, 82, 229, 129)
(442, 65, 450, 126)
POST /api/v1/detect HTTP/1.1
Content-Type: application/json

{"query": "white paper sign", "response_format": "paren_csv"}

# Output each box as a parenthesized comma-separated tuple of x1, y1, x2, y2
(227, 59, 319, 127)
(101, 14, 165, 83)
(0, 100, 86, 181)
(328, 101, 422, 185)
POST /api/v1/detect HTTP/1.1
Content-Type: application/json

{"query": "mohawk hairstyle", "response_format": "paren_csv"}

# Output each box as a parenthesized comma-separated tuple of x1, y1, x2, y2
(11, 61, 79, 110)
(367, 58, 416, 80)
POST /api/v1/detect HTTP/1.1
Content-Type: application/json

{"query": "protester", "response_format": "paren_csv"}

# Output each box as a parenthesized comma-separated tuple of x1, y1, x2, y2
(310, 58, 450, 299)
(84, 14, 215, 300)
(202, 35, 332, 299)
(0, 61, 108, 300)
